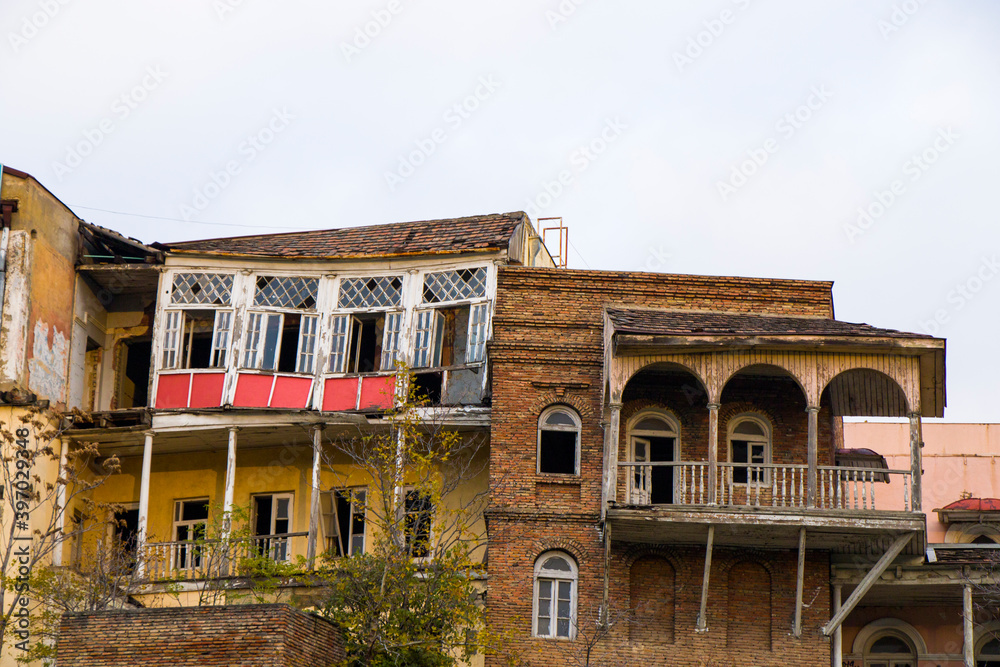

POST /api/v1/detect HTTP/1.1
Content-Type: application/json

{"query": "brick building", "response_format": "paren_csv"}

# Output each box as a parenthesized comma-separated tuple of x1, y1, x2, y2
(486, 267, 947, 666)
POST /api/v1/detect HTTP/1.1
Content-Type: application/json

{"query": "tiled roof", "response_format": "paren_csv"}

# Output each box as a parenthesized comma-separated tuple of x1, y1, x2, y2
(938, 498, 1000, 512)
(607, 308, 927, 339)
(930, 545, 1000, 565)
(156, 212, 527, 259)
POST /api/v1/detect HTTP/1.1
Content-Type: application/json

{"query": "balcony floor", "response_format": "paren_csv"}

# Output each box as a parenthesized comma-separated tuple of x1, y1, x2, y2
(606, 504, 926, 555)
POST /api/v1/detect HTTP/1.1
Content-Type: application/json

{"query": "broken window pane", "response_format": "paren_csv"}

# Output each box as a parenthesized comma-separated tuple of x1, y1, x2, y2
(339, 276, 403, 309)
(171, 273, 234, 306)
(422, 267, 487, 303)
(254, 276, 319, 309)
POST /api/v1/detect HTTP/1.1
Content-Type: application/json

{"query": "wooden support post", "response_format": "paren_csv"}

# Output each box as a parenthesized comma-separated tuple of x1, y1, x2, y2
(822, 533, 913, 635)
(136, 430, 154, 577)
(794, 527, 806, 637)
(909, 412, 923, 512)
(697, 525, 715, 631)
(806, 406, 819, 508)
(707, 403, 719, 505)
(964, 584, 975, 667)
(307, 425, 323, 565)
(831, 584, 842, 667)
(52, 438, 68, 567)
(222, 427, 238, 538)
(606, 403, 622, 507)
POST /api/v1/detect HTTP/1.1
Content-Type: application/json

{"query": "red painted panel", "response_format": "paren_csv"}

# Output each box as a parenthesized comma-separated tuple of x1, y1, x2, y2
(233, 374, 274, 408)
(189, 372, 226, 409)
(359, 375, 395, 410)
(269, 376, 313, 409)
(322, 377, 360, 412)
(155, 373, 191, 409)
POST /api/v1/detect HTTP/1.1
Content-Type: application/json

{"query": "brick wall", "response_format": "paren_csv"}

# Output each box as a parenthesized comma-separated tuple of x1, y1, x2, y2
(487, 267, 838, 665)
(57, 604, 346, 666)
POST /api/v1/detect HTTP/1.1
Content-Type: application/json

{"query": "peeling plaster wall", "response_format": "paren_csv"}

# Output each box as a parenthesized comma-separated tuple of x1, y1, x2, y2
(0, 230, 31, 387)
(28, 319, 69, 404)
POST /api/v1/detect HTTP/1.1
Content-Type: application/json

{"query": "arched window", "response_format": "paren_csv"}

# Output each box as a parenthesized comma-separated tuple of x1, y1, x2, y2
(865, 631, 916, 667)
(533, 551, 578, 639)
(728, 415, 771, 485)
(538, 406, 581, 475)
(978, 636, 1000, 666)
(628, 412, 680, 505)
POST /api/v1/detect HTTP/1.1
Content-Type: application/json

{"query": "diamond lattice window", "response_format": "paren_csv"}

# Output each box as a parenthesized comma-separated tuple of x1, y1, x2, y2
(339, 276, 403, 309)
(171, 273, 234, 306)
(422, 267, 487, 303)
(254, 276, 319, 309)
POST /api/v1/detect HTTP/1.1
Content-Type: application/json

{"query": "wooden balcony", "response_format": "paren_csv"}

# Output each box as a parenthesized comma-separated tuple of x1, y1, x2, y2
(610, 461, 924, 554)
(141, 532, 309, 582)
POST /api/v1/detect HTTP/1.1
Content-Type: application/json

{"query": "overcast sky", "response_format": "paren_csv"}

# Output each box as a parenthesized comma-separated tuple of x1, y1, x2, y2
(2, 0, 997, 421)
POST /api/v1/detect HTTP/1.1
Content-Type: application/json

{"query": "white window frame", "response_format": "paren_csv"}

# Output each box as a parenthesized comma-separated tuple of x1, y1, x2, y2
(537, 405, 582, 476)
(466, 302, 489, 363)
(628, 411, 681, 505)
(252, 492, 294, 562)
(160, 308, 235, 371)
(325, 488, 367, 557)
(172, 498, 209, 571)
(533, 551, 578, 640)
(328, 314, 351, 373)
(380, 311, 403, 370)
(412, 310, 445, 369)
(296, 314, 320, 374)
(727, 414, 772, 486)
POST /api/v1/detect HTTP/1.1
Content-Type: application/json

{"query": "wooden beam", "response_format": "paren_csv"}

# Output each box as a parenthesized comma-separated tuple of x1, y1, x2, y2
(822, 533, 913, 635)
(707, 404, 719, 505)
(964, 584, 974, 667)
(306, 425, 323, 565)
(831, 584, 842, 667)
(909, 412, 923, 512)
(794, 527, 806, 637)
(697, 525, 715, 631)
(806, 407, 819, 507)
(602, 522, 611, 627)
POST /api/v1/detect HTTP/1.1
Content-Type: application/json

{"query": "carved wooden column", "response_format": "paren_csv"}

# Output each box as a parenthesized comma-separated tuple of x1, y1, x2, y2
(707, 403, 719, 505)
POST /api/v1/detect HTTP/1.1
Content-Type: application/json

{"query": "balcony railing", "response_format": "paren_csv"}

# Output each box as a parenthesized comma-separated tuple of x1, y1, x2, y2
(142, 532, 308, 581)
(620, 461, 913, 512)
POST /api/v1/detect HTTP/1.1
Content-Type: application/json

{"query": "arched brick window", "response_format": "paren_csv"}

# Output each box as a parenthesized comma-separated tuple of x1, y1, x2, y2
(629, 556, 674, 643)
(727, 561, 771, 650)
(537, 406, 581, 476)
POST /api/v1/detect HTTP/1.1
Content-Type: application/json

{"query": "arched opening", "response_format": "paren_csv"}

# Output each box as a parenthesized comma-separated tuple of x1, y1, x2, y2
(627, 410, 680, 504)
(821, 368, 909, 418)
(629, 556, 675, 643)
(864, 631, 916, 667)
(727, 414, 772, 485)
(727, 561, 771, 650)
(977, 633, 1000, 666)
(537, 405, 581, 476)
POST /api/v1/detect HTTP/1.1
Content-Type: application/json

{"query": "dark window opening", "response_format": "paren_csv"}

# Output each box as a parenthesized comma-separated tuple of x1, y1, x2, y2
(438, 306, 470, 366)
(404, 490, 432, 558)
(180, 310, 215, 369)
(254, 496, 273, 536)
(277, 314, 301, 373)
(973, 534, 997, 545)
(332, 490, 366, 557)
(114, 508, 140, 553)
(121, 339, 152, 408)
(539, 431, 577, 475)
(648, 436, 675, 504)
(348, 314, 385, 373)
(412, 372, 443, 405)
